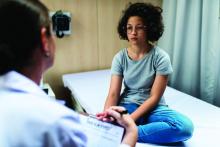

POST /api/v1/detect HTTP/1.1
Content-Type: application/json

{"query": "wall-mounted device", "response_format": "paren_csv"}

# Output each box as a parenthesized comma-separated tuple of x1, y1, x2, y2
(50, 10, 71, 38)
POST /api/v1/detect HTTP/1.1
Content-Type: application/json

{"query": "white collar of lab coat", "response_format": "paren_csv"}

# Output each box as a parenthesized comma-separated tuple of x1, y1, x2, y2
(0, 71, 47, 98)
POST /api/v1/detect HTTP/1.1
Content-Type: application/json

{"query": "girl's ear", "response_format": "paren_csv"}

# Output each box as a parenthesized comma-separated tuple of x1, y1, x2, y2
(40, 27, 50, 57)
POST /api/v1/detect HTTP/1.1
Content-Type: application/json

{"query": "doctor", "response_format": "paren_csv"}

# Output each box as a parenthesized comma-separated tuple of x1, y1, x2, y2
(0, 0, 137, 147)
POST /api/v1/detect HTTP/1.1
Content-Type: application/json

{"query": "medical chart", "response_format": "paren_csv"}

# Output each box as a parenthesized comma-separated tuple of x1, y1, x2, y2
(79, 114, 125, 147)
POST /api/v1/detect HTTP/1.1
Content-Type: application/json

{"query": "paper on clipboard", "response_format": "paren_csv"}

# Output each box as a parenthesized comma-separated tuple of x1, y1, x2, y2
(79, 114, 124, 147)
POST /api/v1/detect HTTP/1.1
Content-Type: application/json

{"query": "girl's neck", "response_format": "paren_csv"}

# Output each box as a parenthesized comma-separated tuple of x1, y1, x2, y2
(127, 43, 153, 61)
(128, 43, 152, 55)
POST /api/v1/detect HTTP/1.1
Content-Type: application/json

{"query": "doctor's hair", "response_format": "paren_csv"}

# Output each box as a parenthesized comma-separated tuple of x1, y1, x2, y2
(117, 2, 164, 42)
(0, 0, 51, 75)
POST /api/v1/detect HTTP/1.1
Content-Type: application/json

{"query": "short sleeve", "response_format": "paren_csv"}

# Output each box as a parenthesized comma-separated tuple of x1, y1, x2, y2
(111, 51, 123, 76)
(155, 50, 173, 75)
(45, 114, 87, 147)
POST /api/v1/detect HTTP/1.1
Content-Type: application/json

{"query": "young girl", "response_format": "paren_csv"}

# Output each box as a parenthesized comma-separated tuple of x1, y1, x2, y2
(103, 2, 194, 144)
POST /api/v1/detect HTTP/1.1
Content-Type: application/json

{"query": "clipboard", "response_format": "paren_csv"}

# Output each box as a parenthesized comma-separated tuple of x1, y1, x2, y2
(79, 114, 125, 147)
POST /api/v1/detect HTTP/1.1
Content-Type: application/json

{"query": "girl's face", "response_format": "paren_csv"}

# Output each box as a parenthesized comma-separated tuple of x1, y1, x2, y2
(126, 16, 147, 45)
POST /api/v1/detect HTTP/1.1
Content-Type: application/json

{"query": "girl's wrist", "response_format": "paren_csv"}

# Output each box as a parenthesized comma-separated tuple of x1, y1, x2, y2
(130, 114, 137, 121)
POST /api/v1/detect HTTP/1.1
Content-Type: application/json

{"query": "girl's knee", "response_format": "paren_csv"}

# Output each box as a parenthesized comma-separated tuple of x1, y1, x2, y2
(176, 118, 194, 141)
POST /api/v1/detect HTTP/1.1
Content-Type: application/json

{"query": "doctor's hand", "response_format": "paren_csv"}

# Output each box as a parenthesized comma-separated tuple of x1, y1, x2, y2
(96, 106, 137, 147)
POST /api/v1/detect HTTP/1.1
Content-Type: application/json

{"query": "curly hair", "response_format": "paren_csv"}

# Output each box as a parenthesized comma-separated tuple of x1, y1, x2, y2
(117, 2, 164, 42)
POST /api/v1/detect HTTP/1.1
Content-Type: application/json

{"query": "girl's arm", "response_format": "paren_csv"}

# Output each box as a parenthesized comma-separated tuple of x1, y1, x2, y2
(104, 75, 123, 110)
(130, 75, 168, 121)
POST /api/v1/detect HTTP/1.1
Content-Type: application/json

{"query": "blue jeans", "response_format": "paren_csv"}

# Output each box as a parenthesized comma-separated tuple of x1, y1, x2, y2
(120, 103, 194, 144)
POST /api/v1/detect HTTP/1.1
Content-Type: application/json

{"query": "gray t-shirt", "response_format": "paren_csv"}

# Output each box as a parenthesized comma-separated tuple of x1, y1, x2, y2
(111, 46, 173, 105)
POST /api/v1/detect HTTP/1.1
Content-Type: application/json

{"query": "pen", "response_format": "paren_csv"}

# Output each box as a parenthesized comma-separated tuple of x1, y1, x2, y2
(119, 109, 128, 115)
(88, 109, 128, 120)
